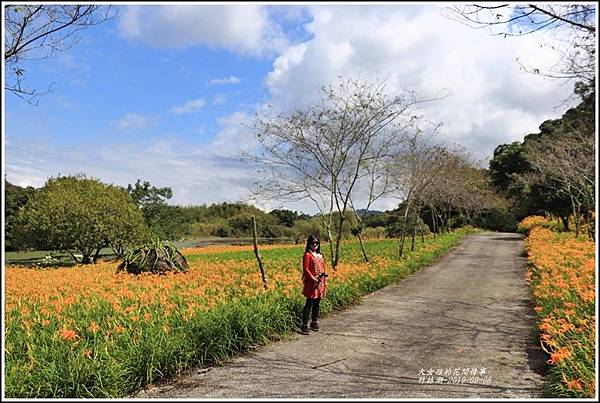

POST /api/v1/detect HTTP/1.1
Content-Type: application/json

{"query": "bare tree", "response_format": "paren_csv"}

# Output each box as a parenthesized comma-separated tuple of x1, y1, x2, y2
(446, 4, 596, 97)
(347, 147, 393, 263)
(4, 4, 116, 104)
(423, 145, 480, 235)
(388, 123, 448, 257)
(446, 161, 508, 227)
(249, 77, 436, 270)
(524, 129, 595, 238)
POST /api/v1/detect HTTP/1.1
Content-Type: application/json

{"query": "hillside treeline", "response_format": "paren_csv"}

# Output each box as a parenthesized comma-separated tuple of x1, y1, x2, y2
(5, 176, 473, 257)
(488, 88, 595, 239)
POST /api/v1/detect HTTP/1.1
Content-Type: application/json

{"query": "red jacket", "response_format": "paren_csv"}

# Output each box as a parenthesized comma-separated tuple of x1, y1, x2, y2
(302, 251, 328, 298)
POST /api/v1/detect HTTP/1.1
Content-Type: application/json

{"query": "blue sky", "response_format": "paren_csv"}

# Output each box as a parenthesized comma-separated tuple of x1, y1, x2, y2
(3, 3, 585, 213)
(6, 7, 278, 147)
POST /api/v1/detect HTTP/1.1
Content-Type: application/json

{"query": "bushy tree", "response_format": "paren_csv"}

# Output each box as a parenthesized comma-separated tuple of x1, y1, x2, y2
(269, 209, 310, 227)
(17, 174, 147, 263)
(291, 218, 323, 244)
(126, 179, 172, 208)
(4, 180, 37, 251)
(227, 214, 255, 236)
(126, 179, 187, 241)
(224, 212, 287, 238)
(384, 207, 430, 238)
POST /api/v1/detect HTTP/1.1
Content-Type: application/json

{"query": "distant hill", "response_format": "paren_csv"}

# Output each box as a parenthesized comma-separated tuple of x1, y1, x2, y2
(356, 209, 384, 217)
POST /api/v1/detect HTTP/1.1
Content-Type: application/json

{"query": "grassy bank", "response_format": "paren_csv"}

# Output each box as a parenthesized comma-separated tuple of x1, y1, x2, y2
(5, 228, 470, 398)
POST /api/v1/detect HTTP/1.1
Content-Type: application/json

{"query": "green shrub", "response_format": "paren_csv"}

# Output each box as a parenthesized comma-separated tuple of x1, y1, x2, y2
(117, 239, 189, 275)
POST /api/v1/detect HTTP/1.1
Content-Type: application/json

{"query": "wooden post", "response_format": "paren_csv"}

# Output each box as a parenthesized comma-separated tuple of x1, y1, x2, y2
(252, 216, 268, 289)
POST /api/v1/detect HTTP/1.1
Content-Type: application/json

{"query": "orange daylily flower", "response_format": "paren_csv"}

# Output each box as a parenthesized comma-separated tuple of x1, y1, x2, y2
(548, 347, 571, 365)
(567, 378, 583, 391)
(59, 328, 78, 341)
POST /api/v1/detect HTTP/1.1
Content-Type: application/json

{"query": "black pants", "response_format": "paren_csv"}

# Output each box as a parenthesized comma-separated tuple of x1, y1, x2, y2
(302, 297, 321, 325)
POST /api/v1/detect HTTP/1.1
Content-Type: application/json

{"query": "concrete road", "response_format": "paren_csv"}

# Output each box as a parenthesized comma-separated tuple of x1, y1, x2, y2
(134, 232, 547, 399)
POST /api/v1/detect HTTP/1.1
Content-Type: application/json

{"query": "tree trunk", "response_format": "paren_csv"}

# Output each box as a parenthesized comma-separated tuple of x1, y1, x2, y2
(411, 216, 416, 251)
(570, 196, 580, 236)
(328, 180, 337, 271)
(444, 207, 450, 232)
(318, 212, 336, 271)
(399, 201, 411, 258)
(326, 226, 335, 271)
(252, 216, 268, 289)
(583, 209, 591, 240)
(357, 230, 369, 262)
(560, 215, 570, 231)
(67, 250, 80, 264)
(575, 202, 581, 237)
(353, 210, 369, 262)
(585, 209, 595, 241)
(333, 211, 345, 270)
(92, 248, 102, 263)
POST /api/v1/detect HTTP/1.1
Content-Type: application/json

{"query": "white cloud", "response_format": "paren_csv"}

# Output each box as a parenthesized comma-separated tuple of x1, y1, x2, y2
(209, 76, 240, 86)
(212, 94, 227, 105)
(114, 112, 155, 131)
(211, 111, 258, 157)
(118, 5, 287, 57)
(170, 98, 206, 115)
(4, 134, 260, 208)
(263, 5, 577, 162)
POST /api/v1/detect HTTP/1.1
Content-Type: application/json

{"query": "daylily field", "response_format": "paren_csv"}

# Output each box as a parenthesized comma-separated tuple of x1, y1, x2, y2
(519, 215, 596, 397)
(5, 219, 595, 398)
(5, 230, 468, 398)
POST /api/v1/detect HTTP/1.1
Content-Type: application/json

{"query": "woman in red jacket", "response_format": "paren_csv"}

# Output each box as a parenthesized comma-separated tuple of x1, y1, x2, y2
(301, 234, 328, 335)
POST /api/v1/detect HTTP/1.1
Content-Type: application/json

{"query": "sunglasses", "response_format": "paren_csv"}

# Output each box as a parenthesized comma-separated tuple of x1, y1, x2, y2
(311, 242, 320, 245)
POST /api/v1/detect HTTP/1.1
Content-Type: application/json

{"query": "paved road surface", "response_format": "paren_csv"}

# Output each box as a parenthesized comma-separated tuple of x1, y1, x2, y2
(135, 232, 546, 399)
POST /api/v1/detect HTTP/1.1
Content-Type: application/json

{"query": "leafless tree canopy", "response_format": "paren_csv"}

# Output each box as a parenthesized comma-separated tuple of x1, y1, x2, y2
(248, 77, 439, 268)
(4, 4, 115, 103)
(448, 4, 595, 35)
(390, 135, 502, 254)
(523, 124, 595, 237)
(446, 4, 596, 96)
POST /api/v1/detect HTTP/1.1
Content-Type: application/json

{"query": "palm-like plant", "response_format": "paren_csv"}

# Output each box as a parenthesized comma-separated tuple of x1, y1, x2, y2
(116, 238, 189, 275)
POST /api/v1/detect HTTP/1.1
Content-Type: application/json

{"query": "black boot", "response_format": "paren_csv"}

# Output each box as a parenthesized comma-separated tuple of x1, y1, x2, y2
(301, 324, 310, 335)
(310, 321, 319, 331)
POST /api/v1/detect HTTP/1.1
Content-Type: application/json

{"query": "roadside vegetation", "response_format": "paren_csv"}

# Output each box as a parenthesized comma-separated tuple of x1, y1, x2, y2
(519, 215, 595, 397)
(5, 229, 470, 398)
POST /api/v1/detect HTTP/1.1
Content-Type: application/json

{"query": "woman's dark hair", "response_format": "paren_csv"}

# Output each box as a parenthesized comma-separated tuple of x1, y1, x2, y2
(305, 234, 321, 253)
